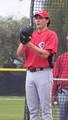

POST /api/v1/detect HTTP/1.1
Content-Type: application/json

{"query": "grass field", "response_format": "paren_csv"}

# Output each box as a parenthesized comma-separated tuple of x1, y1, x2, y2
(0, 96, 25, 120)
(52, 105, 58, 120)
(0, 96, 58, 120)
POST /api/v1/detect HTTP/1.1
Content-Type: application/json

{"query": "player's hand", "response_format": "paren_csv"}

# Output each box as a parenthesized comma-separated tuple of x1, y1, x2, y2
(52, 96, 58, 106)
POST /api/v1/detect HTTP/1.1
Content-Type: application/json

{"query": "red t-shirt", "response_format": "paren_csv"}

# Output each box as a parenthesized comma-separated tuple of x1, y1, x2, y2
(52, 52, 68, 96)
(24, 29, 58, 68)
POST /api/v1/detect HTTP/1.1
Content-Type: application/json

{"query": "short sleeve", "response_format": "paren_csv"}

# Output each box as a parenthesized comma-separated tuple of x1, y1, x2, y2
(45, 32, 59, 54)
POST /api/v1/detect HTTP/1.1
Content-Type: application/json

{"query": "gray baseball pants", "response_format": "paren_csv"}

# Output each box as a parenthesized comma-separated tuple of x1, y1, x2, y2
(25, 69, 53, 120)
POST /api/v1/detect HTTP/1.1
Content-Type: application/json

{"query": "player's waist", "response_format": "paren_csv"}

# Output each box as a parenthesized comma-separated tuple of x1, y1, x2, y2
(27, 67, 51, 72)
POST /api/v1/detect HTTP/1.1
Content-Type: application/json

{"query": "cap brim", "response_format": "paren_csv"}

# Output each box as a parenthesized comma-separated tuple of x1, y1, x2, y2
(33, 13, 44, 17)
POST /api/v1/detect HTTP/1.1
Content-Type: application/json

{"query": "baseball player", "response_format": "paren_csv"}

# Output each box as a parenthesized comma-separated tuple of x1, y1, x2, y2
(52, 35, 68, 120)
(17, 10, 59, 120)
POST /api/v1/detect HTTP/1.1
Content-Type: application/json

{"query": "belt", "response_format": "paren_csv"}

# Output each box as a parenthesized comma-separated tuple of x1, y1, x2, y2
(28, 67, 45, 72)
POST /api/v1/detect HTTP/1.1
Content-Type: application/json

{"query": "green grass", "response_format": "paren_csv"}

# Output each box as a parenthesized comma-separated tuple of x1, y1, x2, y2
(0, 96, 58, 120)
(52, 105, 58, 120)
(0, 96, 25, 120)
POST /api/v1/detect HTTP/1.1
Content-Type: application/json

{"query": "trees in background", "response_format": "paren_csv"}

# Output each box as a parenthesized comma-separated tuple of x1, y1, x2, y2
(0, 17, 30, 67)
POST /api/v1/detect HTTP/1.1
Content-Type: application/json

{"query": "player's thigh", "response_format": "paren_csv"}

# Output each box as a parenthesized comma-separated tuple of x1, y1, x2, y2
(25, 71, 40, 109)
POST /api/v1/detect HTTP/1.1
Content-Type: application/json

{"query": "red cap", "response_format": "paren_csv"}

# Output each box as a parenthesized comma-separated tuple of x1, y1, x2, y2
(34, 10, 49, 18)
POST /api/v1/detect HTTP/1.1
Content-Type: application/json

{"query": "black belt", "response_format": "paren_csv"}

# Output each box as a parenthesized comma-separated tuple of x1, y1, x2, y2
(28, 67, 45, 72)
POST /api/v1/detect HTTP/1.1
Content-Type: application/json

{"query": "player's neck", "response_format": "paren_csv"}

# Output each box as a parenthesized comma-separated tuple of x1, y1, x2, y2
(37, 26, 48, 32)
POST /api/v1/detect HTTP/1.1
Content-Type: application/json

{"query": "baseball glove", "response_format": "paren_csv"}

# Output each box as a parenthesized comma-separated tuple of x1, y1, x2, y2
(20, 26, 33, 44)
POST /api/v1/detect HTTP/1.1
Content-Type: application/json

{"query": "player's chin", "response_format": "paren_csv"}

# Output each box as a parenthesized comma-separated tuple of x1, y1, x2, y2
(36, 24, 42, 29)
(37, 24, 45, 30)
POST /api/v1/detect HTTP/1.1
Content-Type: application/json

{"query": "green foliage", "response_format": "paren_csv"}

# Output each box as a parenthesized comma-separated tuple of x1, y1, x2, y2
(0, 17, 30, 67)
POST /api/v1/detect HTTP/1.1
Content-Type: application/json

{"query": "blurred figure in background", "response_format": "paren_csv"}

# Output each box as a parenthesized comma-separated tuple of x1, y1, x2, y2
(52, 35, 68, 120)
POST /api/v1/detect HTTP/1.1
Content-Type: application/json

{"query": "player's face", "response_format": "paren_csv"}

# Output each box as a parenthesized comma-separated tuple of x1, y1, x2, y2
(34, 15, 49, 30)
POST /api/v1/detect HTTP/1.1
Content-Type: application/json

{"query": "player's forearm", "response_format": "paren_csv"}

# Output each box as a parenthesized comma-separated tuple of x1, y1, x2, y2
(17, 43, 26, 57)
(27, 42, 50, 58)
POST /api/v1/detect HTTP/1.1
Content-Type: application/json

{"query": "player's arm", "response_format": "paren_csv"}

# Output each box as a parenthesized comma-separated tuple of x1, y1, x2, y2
(17, 42, 26, 57)
(52, 58, 60, 105)
(27, 41, 50, 58)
